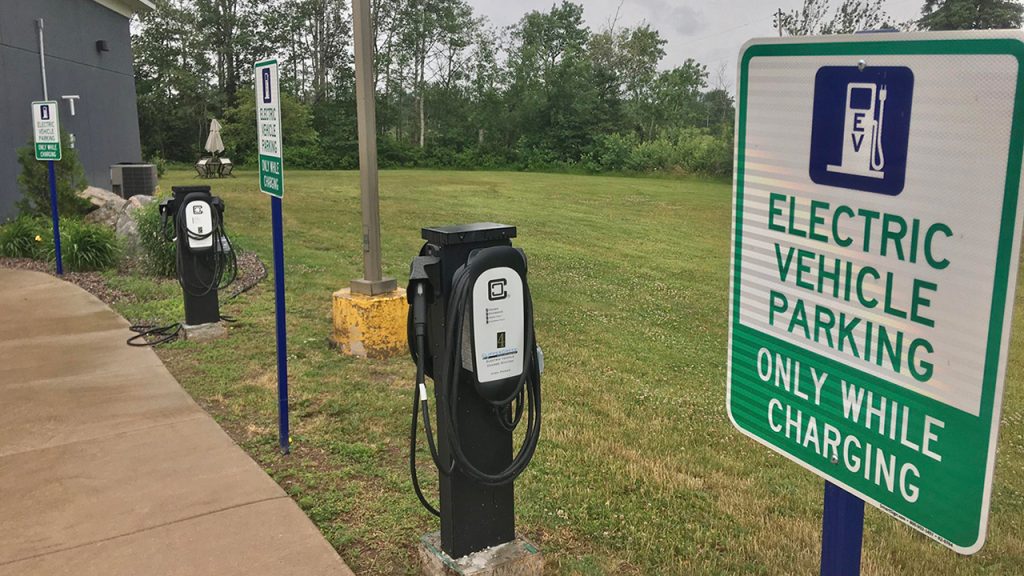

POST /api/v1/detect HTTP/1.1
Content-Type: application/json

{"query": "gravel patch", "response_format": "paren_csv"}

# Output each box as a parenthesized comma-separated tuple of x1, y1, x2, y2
(228, 251, 268, 299)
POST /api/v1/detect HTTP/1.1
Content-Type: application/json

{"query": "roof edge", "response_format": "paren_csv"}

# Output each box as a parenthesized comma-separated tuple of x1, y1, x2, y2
(92, 0, 155, 18)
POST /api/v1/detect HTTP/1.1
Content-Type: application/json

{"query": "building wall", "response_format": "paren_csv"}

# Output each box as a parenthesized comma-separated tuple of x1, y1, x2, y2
(0, 0, 143, 220)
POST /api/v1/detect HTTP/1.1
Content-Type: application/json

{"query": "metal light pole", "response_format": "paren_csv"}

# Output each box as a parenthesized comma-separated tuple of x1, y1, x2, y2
(351, 0, 396, 295)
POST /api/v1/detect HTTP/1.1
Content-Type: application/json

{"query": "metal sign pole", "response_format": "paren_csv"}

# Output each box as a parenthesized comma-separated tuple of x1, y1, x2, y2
(48, 160, 62, 275)
(272, 195, 290, 454)
(36, 21, 60, 275)
(36, 19, 48, 100)
(820, 482, 864, 576)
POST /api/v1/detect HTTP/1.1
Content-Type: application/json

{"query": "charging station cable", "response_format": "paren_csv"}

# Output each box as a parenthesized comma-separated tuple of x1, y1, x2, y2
(407, 249, 542, 518)
(164, 193, 238, 297)
(440, 257, 542, 486)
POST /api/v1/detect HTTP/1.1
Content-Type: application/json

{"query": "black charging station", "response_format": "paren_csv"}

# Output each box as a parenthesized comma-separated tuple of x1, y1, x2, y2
(159, 186, 236, 326)
(407, 223, 542, 559)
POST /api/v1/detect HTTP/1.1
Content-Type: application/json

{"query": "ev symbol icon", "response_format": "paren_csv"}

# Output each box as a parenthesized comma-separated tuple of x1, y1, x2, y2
(809, 66, 913, 195)
(40, 105, 50, 120)
(262, 68, 273, 103)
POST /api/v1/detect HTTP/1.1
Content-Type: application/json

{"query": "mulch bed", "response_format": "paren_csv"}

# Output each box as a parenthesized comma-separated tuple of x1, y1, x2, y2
(0, 251, 268, 307)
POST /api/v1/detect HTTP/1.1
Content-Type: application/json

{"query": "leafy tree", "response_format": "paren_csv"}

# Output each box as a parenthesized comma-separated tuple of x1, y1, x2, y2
(220, 88, 318, 165)
(16, 130, 91, 218)
(590, 24, 665, 140)
(780, 0, 895, 35)
(133, 0, 213, 161)
(269, 0, 354, 102)
(132, 0, 736, 176)
(653, 60, 710, 134)
(919, 0, 1024, 29)
(195, 0, 269, 105)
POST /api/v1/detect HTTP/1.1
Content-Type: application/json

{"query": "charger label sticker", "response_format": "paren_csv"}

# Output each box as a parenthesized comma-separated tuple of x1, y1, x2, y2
(473, 267, 524, 383)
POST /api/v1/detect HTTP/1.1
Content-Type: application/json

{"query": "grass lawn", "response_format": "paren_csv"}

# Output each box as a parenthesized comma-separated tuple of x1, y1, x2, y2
(108, 168, 1024, 575)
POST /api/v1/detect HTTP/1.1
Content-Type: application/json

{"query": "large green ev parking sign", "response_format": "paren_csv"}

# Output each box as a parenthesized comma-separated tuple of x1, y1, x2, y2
(727, 32, 1024, 554)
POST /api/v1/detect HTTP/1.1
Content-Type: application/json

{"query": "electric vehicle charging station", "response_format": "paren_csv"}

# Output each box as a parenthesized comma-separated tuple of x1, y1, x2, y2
(406, 223, 543, 564)
(159, 185, 236, 327)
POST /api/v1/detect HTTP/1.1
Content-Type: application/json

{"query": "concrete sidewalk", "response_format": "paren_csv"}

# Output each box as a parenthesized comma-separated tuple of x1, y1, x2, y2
(0, 268, 355, 576)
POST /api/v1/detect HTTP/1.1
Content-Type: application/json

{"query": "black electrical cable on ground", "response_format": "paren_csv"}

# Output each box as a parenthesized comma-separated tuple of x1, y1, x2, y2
(126, 322, 182, 347)
(408, 252, 543, 518)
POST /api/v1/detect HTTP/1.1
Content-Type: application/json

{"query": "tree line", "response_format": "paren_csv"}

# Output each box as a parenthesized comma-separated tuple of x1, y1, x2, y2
(133, 0, 1023, 177)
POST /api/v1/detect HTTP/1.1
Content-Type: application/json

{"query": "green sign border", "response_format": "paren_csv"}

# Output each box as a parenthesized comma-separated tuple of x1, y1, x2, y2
(255, 59, 283, 198)
(32, 101, 62, 162)
(729, 37, 1024, 554)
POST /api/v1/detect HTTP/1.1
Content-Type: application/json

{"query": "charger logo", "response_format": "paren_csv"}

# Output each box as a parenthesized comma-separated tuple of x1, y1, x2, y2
(488, 278, 507, 301)
(40, 105, 50, 120)
(809, 66, 913, 195)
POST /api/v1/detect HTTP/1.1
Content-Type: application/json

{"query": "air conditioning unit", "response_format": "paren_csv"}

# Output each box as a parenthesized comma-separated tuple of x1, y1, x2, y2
(110, 163, 157, 198)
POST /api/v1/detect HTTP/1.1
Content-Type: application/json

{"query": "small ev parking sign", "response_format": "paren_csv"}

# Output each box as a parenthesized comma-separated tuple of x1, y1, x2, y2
(255, 60, 283, 198)
(32, 101, 61, 161)
(728, 32, 1024, 554)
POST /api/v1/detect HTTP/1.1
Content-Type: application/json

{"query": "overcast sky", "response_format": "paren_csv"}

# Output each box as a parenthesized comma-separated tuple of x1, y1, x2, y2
(468, 0, 926, 90)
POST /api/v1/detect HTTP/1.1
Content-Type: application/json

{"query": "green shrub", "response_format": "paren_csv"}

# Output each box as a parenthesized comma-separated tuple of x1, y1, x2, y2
(583, 133, 635, 172)
(149, 154, 168, 177)
(135, 198, 177, 277)
(673, 129, 733, 176)
(0, 216, 50, 259)
(628, 138, 677, 173)
(16, 130, 92, 218)
(57, 219, 120, 271)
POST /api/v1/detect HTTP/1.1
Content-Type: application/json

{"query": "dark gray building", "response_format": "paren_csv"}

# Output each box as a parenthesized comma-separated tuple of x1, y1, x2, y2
(0, 0, 152, 219)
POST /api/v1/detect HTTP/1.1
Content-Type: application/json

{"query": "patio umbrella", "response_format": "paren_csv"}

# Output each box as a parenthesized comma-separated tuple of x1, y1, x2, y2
(205, 118, 224, 156)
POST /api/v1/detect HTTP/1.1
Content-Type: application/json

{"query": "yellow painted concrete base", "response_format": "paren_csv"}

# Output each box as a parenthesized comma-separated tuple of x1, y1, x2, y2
(331, 288, 408, 359)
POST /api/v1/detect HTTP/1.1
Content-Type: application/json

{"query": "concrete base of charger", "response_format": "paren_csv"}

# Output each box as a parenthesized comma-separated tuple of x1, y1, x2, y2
(182, 321, 227, 342)
(417, 532, 543, 576)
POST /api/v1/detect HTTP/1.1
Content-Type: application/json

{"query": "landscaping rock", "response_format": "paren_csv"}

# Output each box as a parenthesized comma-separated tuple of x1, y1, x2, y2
(114, 195, 155, 256)
(79, 186, 155, 256)
(82, 186, 127, 227)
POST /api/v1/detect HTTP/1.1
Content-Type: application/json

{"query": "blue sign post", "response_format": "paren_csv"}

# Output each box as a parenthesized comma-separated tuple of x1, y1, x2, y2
(820, 482, 865, 576)
(256, 59, 289, 454)
(271, 195, 289, 454)
(47, 161, 63, 275)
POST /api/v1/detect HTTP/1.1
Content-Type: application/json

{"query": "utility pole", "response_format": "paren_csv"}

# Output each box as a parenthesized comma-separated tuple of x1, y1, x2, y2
(351, 0, 396, 296)
(775, 8, 784, 37)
